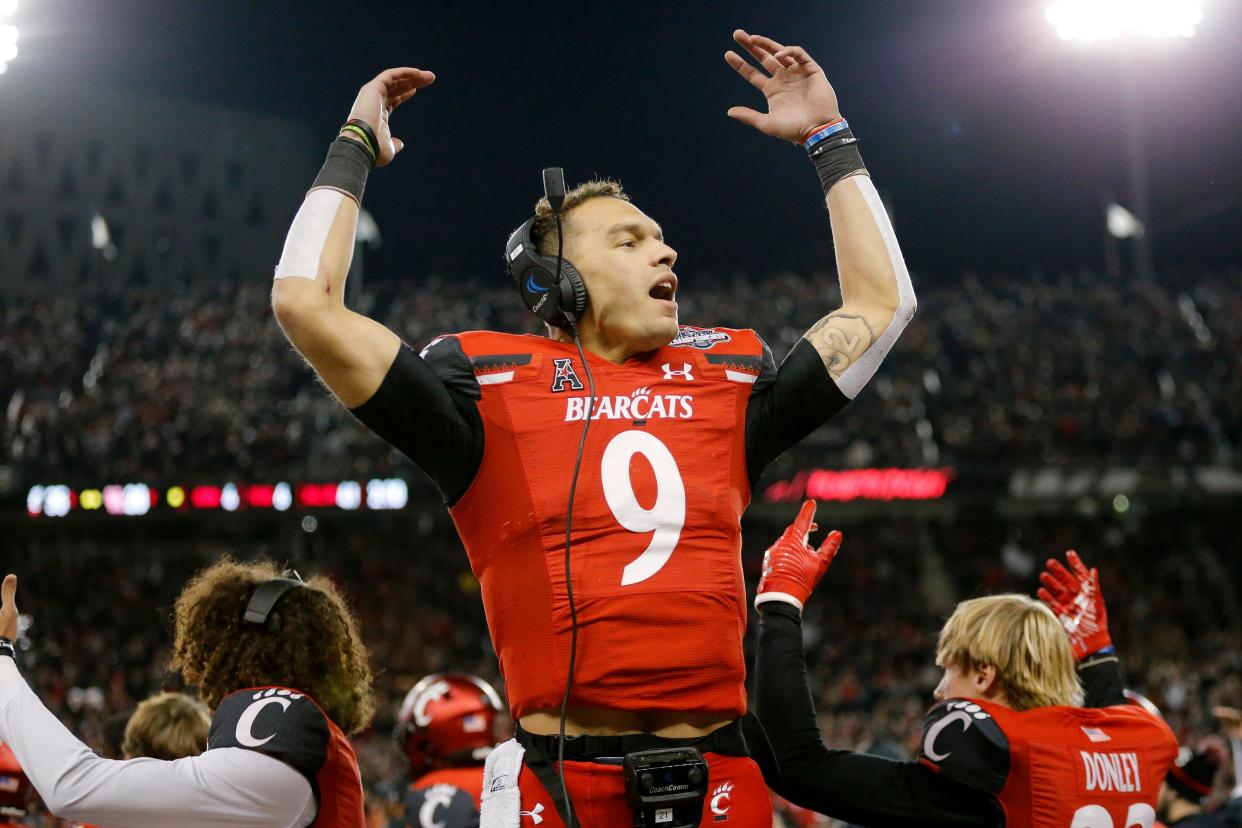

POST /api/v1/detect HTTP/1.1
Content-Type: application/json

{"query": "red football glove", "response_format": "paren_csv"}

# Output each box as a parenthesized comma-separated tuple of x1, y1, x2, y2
(1036, 550, 1112, 661)
(755, 500, 843, 611)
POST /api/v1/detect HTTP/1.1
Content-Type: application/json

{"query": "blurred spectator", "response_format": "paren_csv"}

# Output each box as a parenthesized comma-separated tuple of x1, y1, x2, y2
(121, 692, 210, 760)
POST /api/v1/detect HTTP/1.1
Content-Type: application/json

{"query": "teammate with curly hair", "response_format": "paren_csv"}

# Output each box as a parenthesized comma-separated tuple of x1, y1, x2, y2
(0, 562, 374, 827)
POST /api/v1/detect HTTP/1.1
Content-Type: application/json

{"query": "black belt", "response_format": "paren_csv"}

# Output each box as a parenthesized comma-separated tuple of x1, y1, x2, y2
(514, 716, 777, 828)
(516, 718, 751, 763)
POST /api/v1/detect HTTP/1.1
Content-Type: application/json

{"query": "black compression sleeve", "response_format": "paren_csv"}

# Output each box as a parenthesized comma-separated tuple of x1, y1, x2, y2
(1079, 652, 1127, 708)
(350, 345, 483, 505)
(745, 339, 850, 486)
(755, 604, 1001, 827)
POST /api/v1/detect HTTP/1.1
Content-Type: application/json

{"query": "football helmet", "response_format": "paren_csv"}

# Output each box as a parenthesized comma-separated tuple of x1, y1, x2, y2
(396, 673, 503, 779)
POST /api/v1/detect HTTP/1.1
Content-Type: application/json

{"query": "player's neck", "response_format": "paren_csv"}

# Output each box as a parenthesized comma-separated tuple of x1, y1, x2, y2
(548, 325, 641, 365)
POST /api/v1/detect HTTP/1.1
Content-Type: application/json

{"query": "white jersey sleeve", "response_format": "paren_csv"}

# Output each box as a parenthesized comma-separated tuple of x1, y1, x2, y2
(0, 657, 316, 828)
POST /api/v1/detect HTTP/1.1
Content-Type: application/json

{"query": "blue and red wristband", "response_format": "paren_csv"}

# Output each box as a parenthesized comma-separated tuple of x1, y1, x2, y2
(801, 118, 849, 150)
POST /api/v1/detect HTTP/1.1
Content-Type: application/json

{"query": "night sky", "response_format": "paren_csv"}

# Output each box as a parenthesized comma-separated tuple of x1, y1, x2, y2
(9, 0, 1242, 284)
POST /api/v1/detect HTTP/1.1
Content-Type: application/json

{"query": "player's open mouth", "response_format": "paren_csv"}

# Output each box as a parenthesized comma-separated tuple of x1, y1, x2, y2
(648, 276, 677, 303)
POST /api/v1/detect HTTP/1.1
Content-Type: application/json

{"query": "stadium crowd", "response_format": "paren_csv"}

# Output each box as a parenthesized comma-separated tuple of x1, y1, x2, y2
(3, 267, 1240, 490)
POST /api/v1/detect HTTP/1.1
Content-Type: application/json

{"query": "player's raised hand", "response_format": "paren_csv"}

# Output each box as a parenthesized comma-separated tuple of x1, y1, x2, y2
(755, 500, 843, 611)
(344, 67, 436, 167)
(1037, 550, 1112, 661)
(724, 30, 841, 143)
(0, 574, 18, 642)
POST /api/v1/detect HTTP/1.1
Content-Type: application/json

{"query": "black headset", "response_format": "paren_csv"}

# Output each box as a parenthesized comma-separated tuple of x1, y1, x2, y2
(504, 168, 589, 332)
(241, 570, 305, 632)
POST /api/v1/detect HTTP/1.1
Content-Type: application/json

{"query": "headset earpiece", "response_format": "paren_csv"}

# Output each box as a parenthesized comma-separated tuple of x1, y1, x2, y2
(505, 217, 588, 331)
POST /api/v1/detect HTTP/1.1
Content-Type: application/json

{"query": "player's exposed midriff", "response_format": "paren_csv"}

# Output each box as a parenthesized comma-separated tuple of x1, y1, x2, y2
(518, 705, 736, 738)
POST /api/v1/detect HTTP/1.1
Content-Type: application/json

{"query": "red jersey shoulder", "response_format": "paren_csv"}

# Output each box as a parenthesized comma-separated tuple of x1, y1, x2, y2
(656, 325, 777, 389)
(424, 331, 547, 388)
(918, 699, 1011, 795)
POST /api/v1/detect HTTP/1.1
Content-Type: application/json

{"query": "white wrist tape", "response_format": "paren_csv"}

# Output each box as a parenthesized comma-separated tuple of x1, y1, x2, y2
(273, 188, 346, 281)
(754, 591, 805, 612)
(832, 175, 917, 400)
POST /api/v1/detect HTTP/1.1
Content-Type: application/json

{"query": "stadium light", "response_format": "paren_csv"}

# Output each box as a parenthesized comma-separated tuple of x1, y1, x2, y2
(0, 0, 16, 77)
(1106, 203, 1145, 238)
(1046, 0, 1203, 41)
(0, 25, 17, 66)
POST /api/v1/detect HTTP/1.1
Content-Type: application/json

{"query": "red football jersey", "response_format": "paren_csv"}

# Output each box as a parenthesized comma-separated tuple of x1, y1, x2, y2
(442, 326, 772, 718)
(919, 698, 1178, 828)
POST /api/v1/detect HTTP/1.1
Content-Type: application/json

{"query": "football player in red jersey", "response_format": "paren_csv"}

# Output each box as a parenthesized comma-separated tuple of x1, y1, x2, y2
(0, 564, 373, 827)
(272, 30, 915, 827)
(390, 673, 503, 828)
(752, 502, 1179, 827)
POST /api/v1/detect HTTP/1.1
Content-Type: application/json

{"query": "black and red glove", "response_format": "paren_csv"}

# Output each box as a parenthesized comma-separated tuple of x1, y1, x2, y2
(755, 500, 843, 612)
(1036, 550, 1112, 661)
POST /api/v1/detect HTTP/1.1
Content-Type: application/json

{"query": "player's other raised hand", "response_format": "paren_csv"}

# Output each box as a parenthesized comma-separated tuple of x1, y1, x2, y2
(344, 67, 436, 167)
(1037, 550, 1112, 661)
(724, 30, 841, 143)
(755, 500, 843, 612)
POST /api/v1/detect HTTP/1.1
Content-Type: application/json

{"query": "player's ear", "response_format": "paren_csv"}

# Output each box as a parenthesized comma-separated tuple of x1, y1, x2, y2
(974, 663, 1003, 700)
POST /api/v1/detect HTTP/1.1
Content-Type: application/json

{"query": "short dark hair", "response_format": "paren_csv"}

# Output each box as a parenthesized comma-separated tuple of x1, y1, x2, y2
(170, 559, 375, 734)
(530, 178, 629, 256)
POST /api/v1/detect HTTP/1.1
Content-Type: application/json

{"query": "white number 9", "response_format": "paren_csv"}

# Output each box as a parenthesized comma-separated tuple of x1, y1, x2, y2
(600, 431, 686, 586)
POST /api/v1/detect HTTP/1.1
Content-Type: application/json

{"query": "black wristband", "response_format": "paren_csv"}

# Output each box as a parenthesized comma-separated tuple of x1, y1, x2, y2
(341, 119, 380, 164)
(0, 636, 16, 662)
(311, 136, 372, 204)
(809, 128, 867, 194)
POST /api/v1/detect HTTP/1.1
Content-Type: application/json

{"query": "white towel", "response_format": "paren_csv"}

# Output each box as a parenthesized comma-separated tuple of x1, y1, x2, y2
(481, 738, 527, 828)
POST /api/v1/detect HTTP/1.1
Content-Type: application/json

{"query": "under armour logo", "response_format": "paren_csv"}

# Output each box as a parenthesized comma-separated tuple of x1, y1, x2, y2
(520, 803, 545, 824)
(551, 358, 585, 392)
(662, 362, 694, 381)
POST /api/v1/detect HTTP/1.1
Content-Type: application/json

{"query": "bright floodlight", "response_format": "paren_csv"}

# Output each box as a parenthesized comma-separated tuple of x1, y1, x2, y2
(1046, 0, 1203, 41)
(1106, 203, 1146, 238)
(0, 26, 15, 64)
(0, 0, 15, 18)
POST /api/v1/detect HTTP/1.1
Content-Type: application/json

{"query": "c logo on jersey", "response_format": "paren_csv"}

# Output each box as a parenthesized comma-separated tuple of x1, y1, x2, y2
(711, 782, 733, 821)
(922, 701, 990, 762)
(551, 358, 585, 392)
(419, 783, 459, 828)
(235, 689, 302, 747)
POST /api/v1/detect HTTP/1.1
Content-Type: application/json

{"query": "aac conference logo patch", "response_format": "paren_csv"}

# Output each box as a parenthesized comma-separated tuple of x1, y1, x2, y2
(669, 326, 731, 350)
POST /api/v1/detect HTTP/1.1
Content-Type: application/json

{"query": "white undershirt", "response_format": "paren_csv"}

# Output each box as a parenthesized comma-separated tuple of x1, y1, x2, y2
(0, 656, 317, 828)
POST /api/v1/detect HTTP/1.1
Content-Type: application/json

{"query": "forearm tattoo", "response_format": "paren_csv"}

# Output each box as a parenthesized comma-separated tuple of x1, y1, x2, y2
(803, 312, 875, 378)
